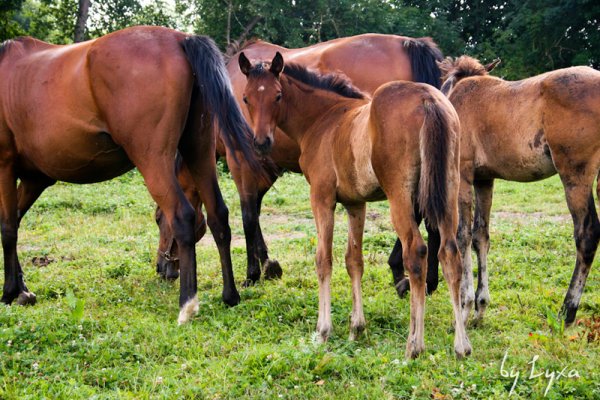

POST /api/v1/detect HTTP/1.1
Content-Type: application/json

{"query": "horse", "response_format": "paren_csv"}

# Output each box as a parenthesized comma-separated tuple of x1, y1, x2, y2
(0, 26, 261, 324)
(437, 55, 600, 326)
(156, 34, 445, 295)
(238, 52, 471, 358)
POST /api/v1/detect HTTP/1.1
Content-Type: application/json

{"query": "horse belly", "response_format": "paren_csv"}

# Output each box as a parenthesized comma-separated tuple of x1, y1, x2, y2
(21, 130, 133, 184)
(478, 141, 556, 182)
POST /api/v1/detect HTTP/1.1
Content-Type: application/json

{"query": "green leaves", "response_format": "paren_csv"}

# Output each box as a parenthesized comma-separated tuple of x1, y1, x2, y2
(65, 288, 85, 322)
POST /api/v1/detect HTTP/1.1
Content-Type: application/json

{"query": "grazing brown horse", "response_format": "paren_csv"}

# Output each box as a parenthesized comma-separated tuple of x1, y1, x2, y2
(438, 55, 600, 326)
(0, 26, 260, 324)
(156, 34, 444, 293)
(238, 52, 471, 358)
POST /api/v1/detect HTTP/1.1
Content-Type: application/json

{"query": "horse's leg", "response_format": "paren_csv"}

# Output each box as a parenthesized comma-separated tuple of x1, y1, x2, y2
(390, 216, 440, 298)
(438, 218, 472, 358)
(310, 186, 336, 342)
(16, 177, 55, 225)
(457, 172, 475, 325)
(0, 166, 36, 305)
(388, 194, 427, 358)
(256, 186, 283, 280)
(472, 179, 494, 322)
(345, 203, 366, 340)
(559, 180, 600, 325)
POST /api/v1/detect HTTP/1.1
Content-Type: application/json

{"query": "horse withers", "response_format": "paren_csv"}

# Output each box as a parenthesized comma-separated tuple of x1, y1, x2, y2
(239, 52, 470, 358)
(438, 56, 600, 326)
(0, 26, 259, 324)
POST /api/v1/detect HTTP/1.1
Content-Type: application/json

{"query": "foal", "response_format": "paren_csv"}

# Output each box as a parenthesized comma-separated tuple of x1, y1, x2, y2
(239, 52, 470, 358)
(439, 56, 600, 325)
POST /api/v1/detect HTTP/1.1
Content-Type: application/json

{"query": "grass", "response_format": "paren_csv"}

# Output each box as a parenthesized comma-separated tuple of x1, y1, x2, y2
(0, 168, 599, 399)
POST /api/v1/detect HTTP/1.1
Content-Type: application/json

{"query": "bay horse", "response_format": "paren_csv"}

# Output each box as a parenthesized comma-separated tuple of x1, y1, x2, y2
(0, 26, 260, 324)
(156, 34, 444, 295)
(238, 52, 471, 358)
(438, 55, 600, 326)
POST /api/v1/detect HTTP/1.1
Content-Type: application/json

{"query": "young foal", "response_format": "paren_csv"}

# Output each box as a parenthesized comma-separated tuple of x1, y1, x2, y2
(439, 56, 600, 326)
(0, 26, 258, 323)
(239, 52, 470, 358)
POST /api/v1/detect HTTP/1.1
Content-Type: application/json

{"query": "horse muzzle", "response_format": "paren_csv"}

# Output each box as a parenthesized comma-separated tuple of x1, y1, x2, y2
(253, 135, 273, 156)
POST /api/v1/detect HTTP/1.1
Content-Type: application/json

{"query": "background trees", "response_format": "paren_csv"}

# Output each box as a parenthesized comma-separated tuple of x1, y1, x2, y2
(1, 0, 598, 79)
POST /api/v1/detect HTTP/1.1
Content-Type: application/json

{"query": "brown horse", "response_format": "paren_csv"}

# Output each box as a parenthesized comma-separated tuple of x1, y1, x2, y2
(438, 55, 600, 326)
(156, 34, 444, 294)
(0, 26, 260, 324)
(238, 52, 470, 358)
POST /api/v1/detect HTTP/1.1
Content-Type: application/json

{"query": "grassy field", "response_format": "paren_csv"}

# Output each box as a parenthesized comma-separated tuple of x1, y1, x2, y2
(0, 167, 599, 399)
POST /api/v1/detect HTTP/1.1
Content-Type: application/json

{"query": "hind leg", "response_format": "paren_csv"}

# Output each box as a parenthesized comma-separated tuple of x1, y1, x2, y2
(345, 203, 366, 340)
(389, 222, 441, 298)
(559, 183, 600, 325)
(472, 179, 494, 322)
(388, 195, 427, 359)
(457, 172, 475, 324)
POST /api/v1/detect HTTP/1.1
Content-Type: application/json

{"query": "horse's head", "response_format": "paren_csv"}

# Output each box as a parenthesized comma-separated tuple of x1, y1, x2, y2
(238, 51, 285, 156)
(438, 56, 500, 95)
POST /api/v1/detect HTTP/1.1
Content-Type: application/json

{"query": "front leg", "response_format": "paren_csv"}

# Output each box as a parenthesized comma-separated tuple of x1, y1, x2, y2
(472, 179, 494, 322)
(345, 203, 366, 340)
(310, 186, 337, 342)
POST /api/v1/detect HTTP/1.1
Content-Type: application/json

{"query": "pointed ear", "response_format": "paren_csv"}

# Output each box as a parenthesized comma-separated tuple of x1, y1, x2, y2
(270, 51, 284, 77)
(485, 58, 501, 72)
(239, 52, 252, 76)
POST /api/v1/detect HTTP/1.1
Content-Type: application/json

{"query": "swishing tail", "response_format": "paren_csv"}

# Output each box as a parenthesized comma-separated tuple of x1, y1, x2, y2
(417, 98, 457, 228)
(181, 35, 260, 171)
(404, 37, 444, 89)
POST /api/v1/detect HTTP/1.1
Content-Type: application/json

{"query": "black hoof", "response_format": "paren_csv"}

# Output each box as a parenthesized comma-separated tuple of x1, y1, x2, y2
(242, 278, 257, 288)
(263, 260, 283, 280)
(223, 289, 241, 307)
(395, 278, 410, 298)
(16, 291, 37, 306)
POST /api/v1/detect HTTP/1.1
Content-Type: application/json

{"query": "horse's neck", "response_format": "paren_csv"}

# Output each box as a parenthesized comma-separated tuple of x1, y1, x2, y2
(278, 77, 358, 142)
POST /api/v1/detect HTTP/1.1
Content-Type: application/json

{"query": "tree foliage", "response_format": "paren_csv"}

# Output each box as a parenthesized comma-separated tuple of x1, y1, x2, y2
(1, 0, 598, 78)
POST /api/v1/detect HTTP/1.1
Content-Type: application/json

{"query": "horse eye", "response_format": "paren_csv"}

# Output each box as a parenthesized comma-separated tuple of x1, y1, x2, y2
(243, 96, 248, 104)
(275, 93, 282, 102)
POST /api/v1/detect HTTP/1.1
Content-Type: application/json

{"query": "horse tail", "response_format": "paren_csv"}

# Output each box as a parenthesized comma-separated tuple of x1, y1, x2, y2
(403, 37, 444, 89)
(181, 35, 258, 169)
(418, 95, 457, 229)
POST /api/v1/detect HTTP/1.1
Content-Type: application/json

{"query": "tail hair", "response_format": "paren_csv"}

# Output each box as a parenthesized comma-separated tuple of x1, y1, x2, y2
(404, 37, 444, 89)
(418, 99, 455, 228)
(181, 35, 260, 171)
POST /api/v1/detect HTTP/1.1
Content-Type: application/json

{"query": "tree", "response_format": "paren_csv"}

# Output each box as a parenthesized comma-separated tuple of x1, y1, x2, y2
(74, 0, 91, 42)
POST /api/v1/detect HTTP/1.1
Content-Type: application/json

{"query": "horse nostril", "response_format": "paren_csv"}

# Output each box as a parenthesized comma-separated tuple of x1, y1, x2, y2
(253, 135, 273, 155)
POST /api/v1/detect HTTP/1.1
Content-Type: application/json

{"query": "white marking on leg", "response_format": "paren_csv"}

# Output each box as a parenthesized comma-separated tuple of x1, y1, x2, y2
(177, 295, 199, 325)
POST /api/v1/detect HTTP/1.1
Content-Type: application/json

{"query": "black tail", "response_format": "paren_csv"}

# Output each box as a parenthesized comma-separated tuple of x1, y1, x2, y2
(181, 35, 260, 170)
(418, 98, 456, 228)
(404, 38, 444, 89)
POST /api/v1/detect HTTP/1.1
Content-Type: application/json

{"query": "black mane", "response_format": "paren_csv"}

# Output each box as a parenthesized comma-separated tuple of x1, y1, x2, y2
(248, 61, 365, 100)
(283, 63, 366, 99)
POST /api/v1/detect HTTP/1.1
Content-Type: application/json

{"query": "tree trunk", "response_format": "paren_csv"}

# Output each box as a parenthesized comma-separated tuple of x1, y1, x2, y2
(74, 0, 91, 43)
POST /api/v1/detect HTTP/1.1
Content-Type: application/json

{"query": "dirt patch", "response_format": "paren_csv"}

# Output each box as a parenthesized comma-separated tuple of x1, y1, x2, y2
(31, 255, 55, 267)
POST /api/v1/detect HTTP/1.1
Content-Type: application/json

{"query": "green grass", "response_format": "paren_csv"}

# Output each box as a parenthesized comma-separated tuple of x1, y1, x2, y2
(1, 169, 599, 399)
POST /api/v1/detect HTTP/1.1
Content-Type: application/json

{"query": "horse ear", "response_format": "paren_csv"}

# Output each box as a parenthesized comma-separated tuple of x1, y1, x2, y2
(270, 52, 284, 77)
(239, 52, 252, 76)
(485, 58, 501, 72)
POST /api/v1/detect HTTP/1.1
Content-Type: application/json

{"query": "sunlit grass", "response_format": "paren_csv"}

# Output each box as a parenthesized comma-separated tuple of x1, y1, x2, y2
(1, 170, 598, 399)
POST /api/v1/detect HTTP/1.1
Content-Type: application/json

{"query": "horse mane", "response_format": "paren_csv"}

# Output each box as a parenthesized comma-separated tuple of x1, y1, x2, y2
(0, 37, 25, 62)
(438, 56, 490, 95)
(403, 37, 444, 89)
(282, 63, 366, 100)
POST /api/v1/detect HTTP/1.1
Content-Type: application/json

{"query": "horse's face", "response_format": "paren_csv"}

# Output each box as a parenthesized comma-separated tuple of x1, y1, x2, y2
(238, 52, 285, 156)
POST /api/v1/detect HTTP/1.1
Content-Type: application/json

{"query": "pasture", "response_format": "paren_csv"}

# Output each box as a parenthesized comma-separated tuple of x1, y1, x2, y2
(1, 166, 599, 399)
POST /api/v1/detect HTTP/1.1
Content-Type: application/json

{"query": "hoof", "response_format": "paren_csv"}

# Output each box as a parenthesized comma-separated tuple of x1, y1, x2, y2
(241, 278, 257, 288)
(16, 291, 37, 306)
(263, 260, 283, 280)
(177, 295, 199, 325)
(455, 337, 472, 359)
(222, 289, 241, 307)
(348, 324, 365, 341)
(405, 342, 425, 359)
(395, 278, 410, 298)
